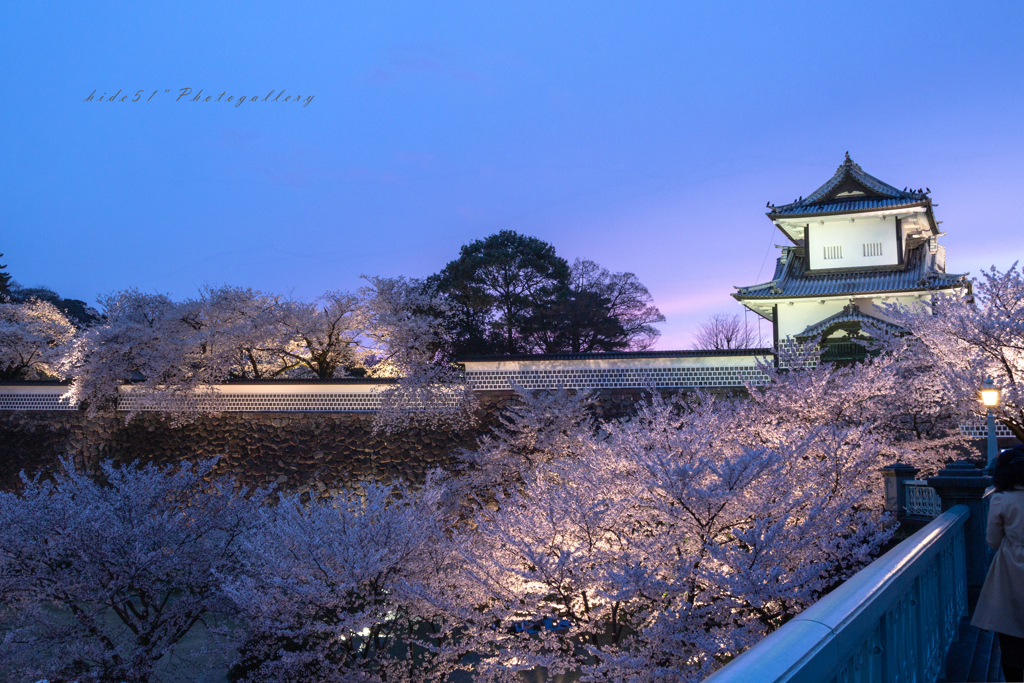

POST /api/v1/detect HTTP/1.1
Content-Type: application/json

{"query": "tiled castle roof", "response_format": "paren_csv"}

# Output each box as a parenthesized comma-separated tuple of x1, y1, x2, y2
(733, 244, 966, 300)
(768, 154, 930, 218)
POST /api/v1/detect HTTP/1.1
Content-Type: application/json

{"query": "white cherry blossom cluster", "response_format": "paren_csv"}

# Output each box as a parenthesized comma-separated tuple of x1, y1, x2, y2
(0, 299, 75, 380)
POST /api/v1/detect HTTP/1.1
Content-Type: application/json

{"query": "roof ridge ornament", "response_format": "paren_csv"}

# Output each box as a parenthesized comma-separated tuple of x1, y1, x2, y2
(837, 151, 861, 174)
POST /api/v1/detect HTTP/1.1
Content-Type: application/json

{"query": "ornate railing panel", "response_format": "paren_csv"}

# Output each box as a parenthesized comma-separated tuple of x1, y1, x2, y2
(904, 480, 942, 519)
(702, 505, 969, 683)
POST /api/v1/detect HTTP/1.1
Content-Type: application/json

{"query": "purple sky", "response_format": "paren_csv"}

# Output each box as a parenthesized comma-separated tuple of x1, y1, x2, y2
(2, 2, 1023, 349)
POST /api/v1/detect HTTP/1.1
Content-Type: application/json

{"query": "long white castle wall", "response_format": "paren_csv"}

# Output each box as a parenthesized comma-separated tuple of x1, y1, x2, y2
(0, 384, 78, 411)
(0, 354, 773, 413)
(0, 371, 1011, 439)
(0, 382, 392, 413)
(462, 353, 770, 390)
(118, 382, 390, 413)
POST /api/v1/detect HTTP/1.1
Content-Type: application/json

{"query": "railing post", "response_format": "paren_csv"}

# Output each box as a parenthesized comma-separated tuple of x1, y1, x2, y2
(927, 461, 993, 608)
(880, 462, 919, 518)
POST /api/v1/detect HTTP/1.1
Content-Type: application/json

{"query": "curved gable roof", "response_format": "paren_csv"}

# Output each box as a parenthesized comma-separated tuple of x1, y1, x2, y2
(768, 154, 931, 219)
(796, 303, 903, 339)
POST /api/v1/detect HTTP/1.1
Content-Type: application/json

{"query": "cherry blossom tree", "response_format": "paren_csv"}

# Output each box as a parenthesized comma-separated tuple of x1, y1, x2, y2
(64, 282, 470, 420)
(886, 264, 1024, 440)
(371, 361, 480, 435)
(223, 479, 466, 683)
(15, 274, 1002, 681)
(359, 275, 444, 376)
(444, 382, 595, 503)
(360, 276, 482, 434)
(0, 378, 910, 681)
(746, 340, 966, 474)
(68, 287, 369, 415)
(196, 285, 291, 380)
(65, 287, 368, 417)
(271, 291, 365, 379)
(0, 458, 265, 683)
(65, 289, 236, 417)
(432, 387, 893, 682)
(0, 299, 76, 380)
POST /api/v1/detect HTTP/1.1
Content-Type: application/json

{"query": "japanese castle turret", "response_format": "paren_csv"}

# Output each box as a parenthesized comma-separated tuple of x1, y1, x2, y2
(733, 154, 968, 362)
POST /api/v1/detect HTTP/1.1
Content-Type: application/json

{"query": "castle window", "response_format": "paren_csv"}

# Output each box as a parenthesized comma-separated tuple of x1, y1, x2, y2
(823, 245, 843, 260)
(863, 242, 883, 257)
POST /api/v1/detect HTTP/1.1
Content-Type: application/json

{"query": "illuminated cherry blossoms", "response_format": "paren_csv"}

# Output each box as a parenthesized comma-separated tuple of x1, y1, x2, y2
(1, 265, 1022, 680)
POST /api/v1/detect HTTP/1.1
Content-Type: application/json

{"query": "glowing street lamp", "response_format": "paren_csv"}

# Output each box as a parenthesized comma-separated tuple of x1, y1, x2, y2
(979, 376, 1001, 469)
(980, 377, 1001, 407)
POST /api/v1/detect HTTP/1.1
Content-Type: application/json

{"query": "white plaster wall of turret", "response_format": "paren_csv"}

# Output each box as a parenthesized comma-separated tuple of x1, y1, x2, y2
(775, 207, 936, 271)
(806, 215, 902, 270)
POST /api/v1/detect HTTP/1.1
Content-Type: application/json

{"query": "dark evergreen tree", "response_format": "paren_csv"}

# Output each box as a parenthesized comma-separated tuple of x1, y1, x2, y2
(8, 284, 101, 327)
(526, 289, 627, 353)
(526, 259, 665, 353)
(429, 236, 664, 358)
(0, 254, 11, 301)
(429, 231, 570, 356)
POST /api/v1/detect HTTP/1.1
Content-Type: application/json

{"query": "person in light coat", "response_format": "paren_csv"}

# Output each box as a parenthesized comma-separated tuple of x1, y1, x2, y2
(972, 445, 1024, 682)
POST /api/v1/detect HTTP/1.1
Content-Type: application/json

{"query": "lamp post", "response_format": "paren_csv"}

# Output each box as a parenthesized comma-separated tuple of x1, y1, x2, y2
(979, 376, 1001, 470)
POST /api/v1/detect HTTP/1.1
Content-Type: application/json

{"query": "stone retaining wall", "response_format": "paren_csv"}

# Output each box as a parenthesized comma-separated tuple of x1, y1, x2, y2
(0, 387, 727, 493)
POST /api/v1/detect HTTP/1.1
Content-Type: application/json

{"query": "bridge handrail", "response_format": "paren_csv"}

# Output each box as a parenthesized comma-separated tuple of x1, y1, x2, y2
(703, 504, 969, 683)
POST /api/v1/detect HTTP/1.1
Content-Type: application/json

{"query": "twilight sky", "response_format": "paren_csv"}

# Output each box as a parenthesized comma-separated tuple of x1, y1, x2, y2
(2, 2, 1023, 349)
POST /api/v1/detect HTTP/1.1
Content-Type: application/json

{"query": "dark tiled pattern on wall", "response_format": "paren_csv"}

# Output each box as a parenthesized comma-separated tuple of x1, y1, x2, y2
(465, 366, 767, 390)
(0, 393, 77, 410)
(119, 392, 384, 413)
